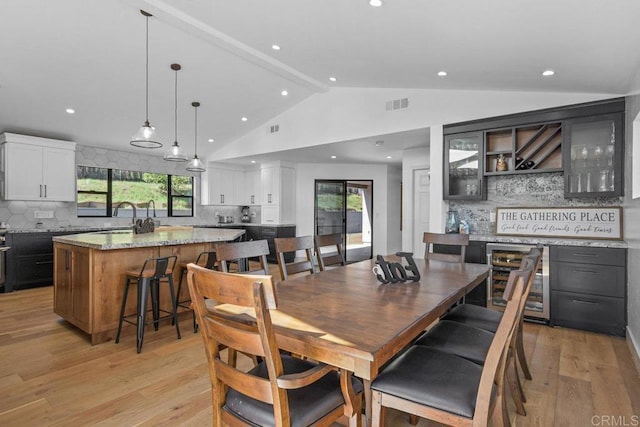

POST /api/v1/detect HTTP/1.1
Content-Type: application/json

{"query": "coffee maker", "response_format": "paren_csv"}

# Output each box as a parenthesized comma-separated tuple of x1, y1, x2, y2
(241, 206, 251, 223)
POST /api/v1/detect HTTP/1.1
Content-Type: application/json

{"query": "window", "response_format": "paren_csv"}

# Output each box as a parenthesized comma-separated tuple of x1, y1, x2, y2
(76, 166, 194, 218)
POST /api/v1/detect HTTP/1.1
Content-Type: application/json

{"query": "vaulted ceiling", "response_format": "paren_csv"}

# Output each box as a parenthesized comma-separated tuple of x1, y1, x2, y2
(1, 0, 639, 165)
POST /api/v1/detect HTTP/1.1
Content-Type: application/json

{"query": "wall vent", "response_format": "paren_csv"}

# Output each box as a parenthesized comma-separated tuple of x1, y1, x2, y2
(269, 124, 280, 133)
(385, 98, 409, 111)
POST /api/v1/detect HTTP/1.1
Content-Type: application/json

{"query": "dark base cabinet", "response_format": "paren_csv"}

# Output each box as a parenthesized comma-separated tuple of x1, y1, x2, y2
(550, 246, 626, 337)
(4, 231, 72, 292)
(229, 225, 296, 263)
(434, 240, 487, 306)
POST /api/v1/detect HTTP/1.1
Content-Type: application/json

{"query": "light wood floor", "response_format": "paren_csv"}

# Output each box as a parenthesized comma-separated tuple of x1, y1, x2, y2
(1, 285, 639, 426)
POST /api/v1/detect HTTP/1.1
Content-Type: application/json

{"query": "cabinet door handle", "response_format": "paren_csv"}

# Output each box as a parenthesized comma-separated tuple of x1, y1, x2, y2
(572, 299, 598, 305)
(35, 260, 54, 265)
(251, 195, 254, 204)
(268, 193, 272, 203)
(573, 268, 600, 275)
(39, 184, 43, 198)
(44, 184, 47, 198)
(571, 252, 598, 258)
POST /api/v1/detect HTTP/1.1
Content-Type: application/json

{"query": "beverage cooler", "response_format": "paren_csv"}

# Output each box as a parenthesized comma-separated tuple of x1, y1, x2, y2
(486, 243, 550, 322)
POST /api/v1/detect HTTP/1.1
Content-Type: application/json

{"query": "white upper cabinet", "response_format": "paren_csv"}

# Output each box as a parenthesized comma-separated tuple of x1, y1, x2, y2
(244, 169, 261, 205)
(0, 133, 76, 201)
(260, 163, 295, 224)
(201, 164, 245, 205)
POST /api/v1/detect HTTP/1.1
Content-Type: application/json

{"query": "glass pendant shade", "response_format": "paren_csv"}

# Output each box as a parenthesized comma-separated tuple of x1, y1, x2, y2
(186, 155, 205, 172)
(163, 64, 188, 161)
(130, 10, 163, 149)
(186, 101, 206, 172)
(164, 141, 188, 161)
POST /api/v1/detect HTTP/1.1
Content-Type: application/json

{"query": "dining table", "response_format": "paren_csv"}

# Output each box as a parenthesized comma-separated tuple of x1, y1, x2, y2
(219, 254, 491, 424)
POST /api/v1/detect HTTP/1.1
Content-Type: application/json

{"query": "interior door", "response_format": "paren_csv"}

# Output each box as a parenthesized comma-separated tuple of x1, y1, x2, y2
(314, 180, 373, 263)
(413, 169, 430, 256)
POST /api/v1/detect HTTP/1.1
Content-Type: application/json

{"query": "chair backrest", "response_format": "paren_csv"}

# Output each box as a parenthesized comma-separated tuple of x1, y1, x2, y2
(314, 233, 346, 271)
(214, 240, 269, 275)
(139, 255, 177, 279)
(274, 235, 315, 281)
(423, 232, 469, 263)
(195, 251, 219, 270)
(473, 269, 527, 424)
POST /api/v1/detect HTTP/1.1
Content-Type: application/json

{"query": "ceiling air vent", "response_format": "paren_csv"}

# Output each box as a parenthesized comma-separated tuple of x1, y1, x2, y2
(269, 124, 280, 134)
(385, 98, 409, 111)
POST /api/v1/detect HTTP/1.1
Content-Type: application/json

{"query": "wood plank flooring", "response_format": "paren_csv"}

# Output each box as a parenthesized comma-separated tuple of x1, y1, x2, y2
(1, 285, 638, 426)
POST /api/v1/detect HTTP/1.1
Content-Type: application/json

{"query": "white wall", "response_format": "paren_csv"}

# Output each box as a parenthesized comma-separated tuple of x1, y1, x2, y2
(387, 165, 402, 254)
(294, 162, 394, 256)
(624, 94, 640, 361)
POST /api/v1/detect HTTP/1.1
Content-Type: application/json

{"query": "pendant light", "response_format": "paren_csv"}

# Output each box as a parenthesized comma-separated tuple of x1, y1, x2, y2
(163, 64, 188, 161)
(130, 10, 163, 148)
(186, 102, 206, 172)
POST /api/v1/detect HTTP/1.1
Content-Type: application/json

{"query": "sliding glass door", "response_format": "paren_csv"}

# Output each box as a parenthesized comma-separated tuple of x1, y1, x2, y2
(314, 180, 373, 263)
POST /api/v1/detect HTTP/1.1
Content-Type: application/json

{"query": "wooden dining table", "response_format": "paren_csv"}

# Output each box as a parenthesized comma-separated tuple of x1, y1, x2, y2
(219, 254, 490, 423)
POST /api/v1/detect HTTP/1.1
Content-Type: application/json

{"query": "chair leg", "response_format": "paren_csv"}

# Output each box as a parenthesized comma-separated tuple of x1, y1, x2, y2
(508, 352, 527, 416)
(115, 277, 131, 343)
(516, 324, 532, 380)
(167, 275, 181, 340)
(172, 268, 186, 326)
(150, 279, 160, 331)
(372, 390, 386, 427)
(137, 278, 151, 353)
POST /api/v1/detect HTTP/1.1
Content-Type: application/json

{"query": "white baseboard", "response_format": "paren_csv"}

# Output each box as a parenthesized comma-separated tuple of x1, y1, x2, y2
(626, 326, 640, 376)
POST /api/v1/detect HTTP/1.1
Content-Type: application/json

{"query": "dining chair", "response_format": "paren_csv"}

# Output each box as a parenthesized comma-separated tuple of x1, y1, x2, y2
(274, 235, 316, 281)
(214, 239, 270, 275)
(186, 264, 364, 427)
(314, 233, 346, 271)
(370, 269, 527, 427)
(441, 247, 543, 387)
(412, 252, 539, 416)
(423, 232, 469, 263)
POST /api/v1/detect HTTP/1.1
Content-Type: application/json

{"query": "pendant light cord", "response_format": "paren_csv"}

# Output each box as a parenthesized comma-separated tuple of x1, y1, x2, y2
(174, 67, 178, 142)
(145, 14, 150, 124)
(194, 104, 198, 156)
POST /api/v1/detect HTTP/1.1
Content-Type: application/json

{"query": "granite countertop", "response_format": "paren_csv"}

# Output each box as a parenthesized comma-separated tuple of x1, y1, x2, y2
(5, 222, 295, 233)
(469, 234, 627, 248)
(196, 223, 296, 228)
(52, 228, 246, 250)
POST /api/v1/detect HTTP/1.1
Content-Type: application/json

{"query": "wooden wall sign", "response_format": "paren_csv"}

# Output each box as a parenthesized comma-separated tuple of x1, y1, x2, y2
(495, 206, 623, 240)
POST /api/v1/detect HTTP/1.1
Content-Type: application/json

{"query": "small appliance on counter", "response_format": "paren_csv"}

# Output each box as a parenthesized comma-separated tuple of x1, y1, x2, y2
(218, 215, 234, 224)
(241, 206, 251, 223)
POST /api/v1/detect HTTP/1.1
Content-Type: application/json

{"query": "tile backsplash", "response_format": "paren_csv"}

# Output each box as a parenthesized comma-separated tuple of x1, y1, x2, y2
(0, 145, 260, 229)
(450, 172, 623, 235)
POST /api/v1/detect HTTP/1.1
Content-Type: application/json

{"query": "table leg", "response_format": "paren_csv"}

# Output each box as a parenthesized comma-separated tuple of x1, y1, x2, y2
(364, 379, 372, 427)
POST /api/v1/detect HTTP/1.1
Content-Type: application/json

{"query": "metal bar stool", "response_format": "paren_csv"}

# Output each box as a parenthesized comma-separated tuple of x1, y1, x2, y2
(116, 255, 181, 353)
(175, 251, 218, 333)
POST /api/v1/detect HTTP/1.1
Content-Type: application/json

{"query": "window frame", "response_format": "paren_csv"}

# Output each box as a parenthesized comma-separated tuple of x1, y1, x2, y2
(76, 166, 194, 218)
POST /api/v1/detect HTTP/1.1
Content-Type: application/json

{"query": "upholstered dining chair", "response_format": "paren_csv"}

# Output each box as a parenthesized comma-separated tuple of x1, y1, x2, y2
(274, 235, 316, 281)
(314, 233, 346, 271)
(412, 251, 540, 416)
(423, 232, 469, 263)
(370, 269, 527, 427)
(441, 247, 543, 391)
(214, 239, 270, 275)
(186, 265, 364, 427)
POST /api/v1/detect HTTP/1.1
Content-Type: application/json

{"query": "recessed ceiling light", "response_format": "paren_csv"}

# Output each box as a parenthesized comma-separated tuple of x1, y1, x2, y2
(437, 71, 447, 77)
(241, 117, 248, 122)
(281, 90, 288, 96)
(331, 155, 337, 159)
(386, 156, 392, 159)
(251, 160, 256, 164)
(369, 0, 383, 7)
(329, 76, 337, 82)
(272, 44, 281, 51)
(65, 108, 75, 114)
(542, 69, 555, 76)
(208, 138, 214, 143)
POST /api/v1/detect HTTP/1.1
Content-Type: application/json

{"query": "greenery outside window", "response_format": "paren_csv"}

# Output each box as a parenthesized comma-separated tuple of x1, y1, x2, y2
(77, 166, 194, 218)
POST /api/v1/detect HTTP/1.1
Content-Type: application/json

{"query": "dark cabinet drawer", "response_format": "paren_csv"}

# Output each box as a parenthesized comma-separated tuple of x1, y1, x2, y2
(551, 246, 625, 267)
(551, 290, 625, 336)
(550, 262, 625, 297)
(15, 254, 55, 287)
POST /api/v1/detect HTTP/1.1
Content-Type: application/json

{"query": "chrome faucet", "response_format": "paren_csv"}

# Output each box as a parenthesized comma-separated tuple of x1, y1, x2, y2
(113, 201, 137, 225)
(146, 200, 156, 218)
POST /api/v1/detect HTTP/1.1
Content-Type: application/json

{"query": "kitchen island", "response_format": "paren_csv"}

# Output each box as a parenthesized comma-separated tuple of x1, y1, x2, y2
(52, 227, 245, 344)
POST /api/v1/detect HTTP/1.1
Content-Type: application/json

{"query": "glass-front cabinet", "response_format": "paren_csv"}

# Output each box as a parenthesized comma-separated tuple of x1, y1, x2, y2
(563, 112, 624, 198)
(444, 131, 484, 200)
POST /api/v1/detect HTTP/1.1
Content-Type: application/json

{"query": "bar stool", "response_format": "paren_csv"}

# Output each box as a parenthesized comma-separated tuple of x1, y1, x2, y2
(115, 255, 181, 353)
(175, 251, 218, 333)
